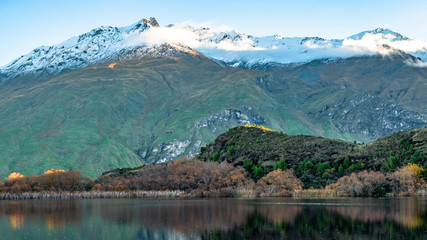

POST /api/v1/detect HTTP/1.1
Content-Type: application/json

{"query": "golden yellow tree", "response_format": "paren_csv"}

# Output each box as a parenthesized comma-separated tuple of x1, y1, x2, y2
(6, 172, 24, 181)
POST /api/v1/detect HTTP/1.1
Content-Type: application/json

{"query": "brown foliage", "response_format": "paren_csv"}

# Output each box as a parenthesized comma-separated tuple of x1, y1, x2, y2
(326, 170, 386, 197)
(256, 169, 303, 197)
(1, 170, 93, 193)
(96, 157, 253, 197)
(38, 170, 88, 191)
(387, 165, 419, 195)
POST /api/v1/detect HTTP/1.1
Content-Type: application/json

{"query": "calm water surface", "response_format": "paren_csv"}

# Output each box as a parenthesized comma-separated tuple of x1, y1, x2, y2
(0, 197, 426, 239)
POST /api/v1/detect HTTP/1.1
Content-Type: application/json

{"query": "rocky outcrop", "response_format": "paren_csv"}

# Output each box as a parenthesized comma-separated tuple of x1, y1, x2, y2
(313, 94, 427, 142)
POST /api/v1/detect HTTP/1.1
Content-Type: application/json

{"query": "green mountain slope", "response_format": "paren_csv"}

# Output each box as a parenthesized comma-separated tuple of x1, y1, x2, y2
(199, 126, 427, 188)
(0, 52, 315, 177)
(259, 53, 427, 141)
(0, 49, 426, 178)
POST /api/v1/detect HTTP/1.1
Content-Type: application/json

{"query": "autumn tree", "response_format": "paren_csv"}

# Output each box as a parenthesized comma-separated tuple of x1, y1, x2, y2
(326, 170, 387, 197)
(95, 157, 253, 197)
(387, 164, 424, 195)
(6, 172, 24, 181)
(257, 169, 303, 197)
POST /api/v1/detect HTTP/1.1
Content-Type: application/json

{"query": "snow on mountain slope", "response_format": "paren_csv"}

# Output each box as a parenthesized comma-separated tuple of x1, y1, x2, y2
(0, 18, 162, 79)
(2, 18, 427, 80)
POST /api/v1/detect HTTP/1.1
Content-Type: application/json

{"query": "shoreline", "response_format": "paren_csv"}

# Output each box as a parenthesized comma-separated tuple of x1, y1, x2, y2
(1, 190, 426, 200)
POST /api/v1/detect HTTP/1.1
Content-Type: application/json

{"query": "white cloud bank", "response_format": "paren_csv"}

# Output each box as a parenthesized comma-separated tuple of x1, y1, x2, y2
(122, 23, 427, 66)
(405, 59, 427, 68)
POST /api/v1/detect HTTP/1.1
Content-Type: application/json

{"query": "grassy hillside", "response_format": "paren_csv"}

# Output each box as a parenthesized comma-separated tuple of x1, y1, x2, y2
(0, 53, 319, 178)
(199, 125, 427, 188)
(260, 53, 427, 141)
(0, 51, 425, 178)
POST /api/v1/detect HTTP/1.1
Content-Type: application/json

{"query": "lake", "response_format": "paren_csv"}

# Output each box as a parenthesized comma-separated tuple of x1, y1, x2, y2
(0, 197, 426, 239)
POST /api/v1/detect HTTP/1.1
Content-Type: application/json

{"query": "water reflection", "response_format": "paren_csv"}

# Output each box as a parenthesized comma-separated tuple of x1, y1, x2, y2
(0, 197, 426, 239)
(329, 197, 427, 229)
(1, 200, 82, 231)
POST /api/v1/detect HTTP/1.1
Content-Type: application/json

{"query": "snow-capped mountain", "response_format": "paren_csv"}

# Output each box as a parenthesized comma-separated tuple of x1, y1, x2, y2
(347, 27, 409, 41)
(2, 17, 427, 80)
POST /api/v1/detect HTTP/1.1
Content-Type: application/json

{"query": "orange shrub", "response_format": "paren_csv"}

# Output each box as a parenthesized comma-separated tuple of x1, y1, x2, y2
(257, 169, 303, 197)
(326, 170, 386, 197)
(44, 169, 65, 175)
(96, 157, 254, 196)
(3, 173, 29, 193)
(6, 172, 24, 181)
(387, 165, 420, 195)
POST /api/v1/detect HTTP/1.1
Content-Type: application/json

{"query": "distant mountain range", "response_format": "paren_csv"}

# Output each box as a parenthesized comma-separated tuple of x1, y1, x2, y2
(2, 17, 427, 79)
(0, 18, 426, 178)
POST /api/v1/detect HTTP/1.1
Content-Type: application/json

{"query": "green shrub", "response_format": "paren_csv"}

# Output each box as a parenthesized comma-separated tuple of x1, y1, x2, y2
(304, 160, 314, 170)
(389, 156, 397, 168)
(348, 164, 356, 172)
(380, 162, 390, 171)
(348, 161, 365, 172)
(301, 173, 308, 181)
(409, 150, 425, 164)
(338, 164, 344, 176)
(343, 157, 350, 168)
(251, 165, 264, 181)
(316, 162, 331, 175)
(322, 171, 329, 179)
(212, 152, 220, 162)
(243, 158, 253, 171)
(274, 159, 287, 171)
(228, 146, 235, 155)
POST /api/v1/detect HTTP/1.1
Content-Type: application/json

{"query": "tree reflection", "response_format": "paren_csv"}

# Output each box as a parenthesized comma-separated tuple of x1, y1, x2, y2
(0, 198, 426, 239)
(0, 200, 82, 230)
(202, 198, 427, 240)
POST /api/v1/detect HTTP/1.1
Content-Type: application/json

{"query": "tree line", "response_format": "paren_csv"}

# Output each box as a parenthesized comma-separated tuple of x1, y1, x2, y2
(0, 158, 425, 197)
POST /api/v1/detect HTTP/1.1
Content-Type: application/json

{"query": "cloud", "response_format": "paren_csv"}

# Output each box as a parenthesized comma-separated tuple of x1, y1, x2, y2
(405, 59, 427, 68)
(342, 33, 427, 56)
(121, 21, 427, 65)
(123, 22, 260, 52)
(124, 25, 202, 48)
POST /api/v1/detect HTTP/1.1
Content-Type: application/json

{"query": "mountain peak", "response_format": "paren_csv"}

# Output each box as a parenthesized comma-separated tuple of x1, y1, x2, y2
(141, 17, 159, 27)
(348, 27, 409, 41)
(2, 18, 427, 81)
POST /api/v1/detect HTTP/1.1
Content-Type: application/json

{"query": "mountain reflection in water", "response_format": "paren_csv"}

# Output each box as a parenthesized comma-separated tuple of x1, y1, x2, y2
(0, 197, 426, 239)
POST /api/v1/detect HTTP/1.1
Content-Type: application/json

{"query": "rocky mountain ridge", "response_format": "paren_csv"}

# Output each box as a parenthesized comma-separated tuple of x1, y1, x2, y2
(2, 18, 427, 81)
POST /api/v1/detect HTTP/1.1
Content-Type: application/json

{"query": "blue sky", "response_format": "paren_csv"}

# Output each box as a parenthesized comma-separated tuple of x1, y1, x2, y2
(1, 0, 426, 66)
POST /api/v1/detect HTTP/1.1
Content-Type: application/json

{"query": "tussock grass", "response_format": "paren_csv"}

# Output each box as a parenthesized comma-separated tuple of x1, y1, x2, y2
(0, 190, 185, 200)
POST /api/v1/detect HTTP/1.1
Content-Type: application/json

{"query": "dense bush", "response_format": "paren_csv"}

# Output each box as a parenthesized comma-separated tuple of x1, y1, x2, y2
(95, 158, 254, 197)
(0, 170, 93, 193)
(274, 159, 287, 171)
(387, 164, 424, 195)
(326, 170, 387, 197)
(257, 169, 303, 197)
(316, 162, 330, 175)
